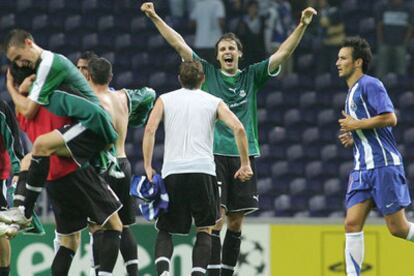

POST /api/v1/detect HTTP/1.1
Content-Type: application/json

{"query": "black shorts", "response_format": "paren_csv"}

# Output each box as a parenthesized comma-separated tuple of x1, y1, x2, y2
(214, 155, 258, 214)
(156, 173, 219, 235)
(102, 158, 137, 226)
(57, 122, 107, 166)
(46, 166, 122, 235)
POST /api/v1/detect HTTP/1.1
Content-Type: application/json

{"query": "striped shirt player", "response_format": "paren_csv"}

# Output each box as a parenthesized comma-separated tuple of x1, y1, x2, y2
(337, 37, 414, 276)
(344, 75, 410, 214)
(345, 75, 403, 171)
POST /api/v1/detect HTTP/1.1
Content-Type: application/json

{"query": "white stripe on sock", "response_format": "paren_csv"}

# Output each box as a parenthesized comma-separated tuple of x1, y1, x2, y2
(192, 267, 206, 273)
(221, 264, 235, 271)
(155, 256, 171, 265)
(124, 259, 139, 267)
(25, 184, 42, 192)
(207, 264, 221, 269)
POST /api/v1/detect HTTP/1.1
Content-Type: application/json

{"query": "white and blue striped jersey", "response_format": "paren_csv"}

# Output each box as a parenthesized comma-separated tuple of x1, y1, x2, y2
(345, 74, 402, 170)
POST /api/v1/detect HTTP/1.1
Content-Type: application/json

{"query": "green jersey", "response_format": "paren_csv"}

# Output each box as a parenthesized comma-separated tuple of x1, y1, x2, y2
(28, 51, 117, 144)
(194, 53, 280, 156)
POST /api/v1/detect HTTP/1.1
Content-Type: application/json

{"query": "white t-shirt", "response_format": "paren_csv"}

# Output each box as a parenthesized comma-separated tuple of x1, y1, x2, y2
(190, 0, 225, 49)
(160, 88, 222, 177)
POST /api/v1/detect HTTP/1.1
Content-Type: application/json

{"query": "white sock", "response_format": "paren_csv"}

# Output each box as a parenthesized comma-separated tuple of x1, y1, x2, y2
(406, 222, 414, 242)
(53, 231, 60, 254)
(345, 231, 364, 276)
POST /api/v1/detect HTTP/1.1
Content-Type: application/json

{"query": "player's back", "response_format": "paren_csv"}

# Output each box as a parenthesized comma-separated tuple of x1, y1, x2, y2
(96, 90, 129, 157)
(160, 88, 221, 177)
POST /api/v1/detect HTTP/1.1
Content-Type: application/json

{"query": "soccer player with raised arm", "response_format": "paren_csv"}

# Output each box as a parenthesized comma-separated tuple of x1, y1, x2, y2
(337, 37, 414, 276)
(141, 2, 317, 275)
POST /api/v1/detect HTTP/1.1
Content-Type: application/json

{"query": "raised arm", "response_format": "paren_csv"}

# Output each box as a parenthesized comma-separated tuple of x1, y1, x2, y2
(217, 101, 253, 182)
(142, 98, 164, 181)
(141, 2, 193, 61)
(269, 7, 317, 72)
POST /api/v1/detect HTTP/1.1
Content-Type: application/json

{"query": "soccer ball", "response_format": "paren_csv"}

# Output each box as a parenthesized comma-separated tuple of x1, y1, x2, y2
(235, 236, 267, 276)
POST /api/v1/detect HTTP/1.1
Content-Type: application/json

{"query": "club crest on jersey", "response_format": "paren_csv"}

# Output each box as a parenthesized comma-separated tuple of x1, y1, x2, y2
(239, 89, 246, 97)
(350, 101, 357, 111)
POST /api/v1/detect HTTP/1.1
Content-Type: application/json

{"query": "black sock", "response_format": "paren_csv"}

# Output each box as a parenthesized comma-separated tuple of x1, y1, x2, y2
(51, 246, 75, 276)
(221, 230, 241, 276)
(0, 266, 10, 276)
(0, 180, 7, 209)
(208, 230, 221, 276)
(13, 171, 28, 207)
(24, 156, 49, 218)
(192, 232, 211, 276)
(120, 227, 139, 276)
(155, 230, 173, 275)
(92, 231, 103, 275)
(99, 230, 121, 274)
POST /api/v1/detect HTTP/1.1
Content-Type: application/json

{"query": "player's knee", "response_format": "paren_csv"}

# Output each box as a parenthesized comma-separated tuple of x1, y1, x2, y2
(344, 218, 363, 233)
(60, 233, 81, 252)
(387, 223, 406, 238)
(103, 213, 123, 232)
(226, 213, 244, 232)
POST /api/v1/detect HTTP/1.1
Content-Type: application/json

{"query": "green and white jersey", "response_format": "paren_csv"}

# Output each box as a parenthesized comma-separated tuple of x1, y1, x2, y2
(29, 50, 98, 105)
(193, 53, 280, 156)
(28, 51, 118, 144)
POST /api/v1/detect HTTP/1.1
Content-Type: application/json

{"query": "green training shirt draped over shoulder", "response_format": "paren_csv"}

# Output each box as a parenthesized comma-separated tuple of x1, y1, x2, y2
(124, 87, 156, 128)
(193, 52, 280, 156)
(28, 50, 118, 144)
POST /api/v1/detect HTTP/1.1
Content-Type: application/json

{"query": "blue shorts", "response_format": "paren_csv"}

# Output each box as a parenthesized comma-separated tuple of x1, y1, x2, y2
(346, 165, 411, 215)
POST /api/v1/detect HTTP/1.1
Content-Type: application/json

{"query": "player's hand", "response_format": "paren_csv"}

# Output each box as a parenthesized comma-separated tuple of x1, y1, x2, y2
(141, 2, 157, 18)
(339, 110, 359, 132)
(300, 7, 317, 26)
(19, 74, 36, 94)
(145, 166, 155, 182)
(234, 165, 253, 182)
(6, 68, 15, 90)
(338, 131, 354, 148)
(11, 175, 18, 187)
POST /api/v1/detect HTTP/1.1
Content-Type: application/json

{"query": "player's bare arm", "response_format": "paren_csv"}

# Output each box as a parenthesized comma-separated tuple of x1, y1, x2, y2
(217, 101, 253, 182)
(6, 69, 39, 119)
(141, 2, 193, 61)
(269, 7, 317, 72)
(142, 98, 164, 181)
(339, 110, 397, 132)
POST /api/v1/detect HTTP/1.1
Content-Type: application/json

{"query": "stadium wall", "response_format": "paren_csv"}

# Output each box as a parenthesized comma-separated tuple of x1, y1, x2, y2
(9, 220, 414, 275)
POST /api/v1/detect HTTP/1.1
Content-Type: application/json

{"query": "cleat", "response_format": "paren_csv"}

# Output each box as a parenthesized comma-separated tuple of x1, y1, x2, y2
(0, 206, 32, 227)
(0, 222, 20, 238)
(5, 224, 21, 238)
(0, 222, 10, 237)
(23, 213, 45, 236)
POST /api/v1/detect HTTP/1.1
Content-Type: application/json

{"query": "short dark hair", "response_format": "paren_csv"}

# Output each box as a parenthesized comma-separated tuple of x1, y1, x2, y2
(9, 63, 35, 86)
(2, 29, 34, 53)
(214, 32, 243, 57)
(179, 61, 204, 89)
(78, 51, 98, 63)
(341, 36, 372, 73)
(87, 57, 112, 85)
